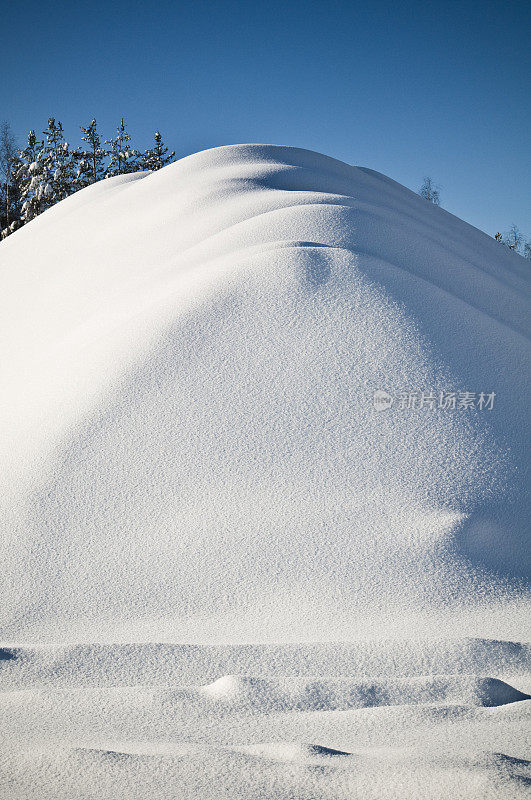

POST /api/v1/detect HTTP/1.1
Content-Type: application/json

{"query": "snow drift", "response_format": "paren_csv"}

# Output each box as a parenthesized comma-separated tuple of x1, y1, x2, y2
(1, 144, 530, 797)
(0, 144, 529, 643)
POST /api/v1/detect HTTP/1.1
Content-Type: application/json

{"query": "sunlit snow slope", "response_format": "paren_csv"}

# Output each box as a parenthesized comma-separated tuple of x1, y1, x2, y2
(0, 144, 529, 643)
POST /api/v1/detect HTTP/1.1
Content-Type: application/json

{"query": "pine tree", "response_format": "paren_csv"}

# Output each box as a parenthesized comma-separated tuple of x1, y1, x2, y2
(41, 118, 76, 207)
(141, 131, 175, 171)
(105, 118, 139, 177)
(74, 118, 107, 187)
(17, 130, 46, 223)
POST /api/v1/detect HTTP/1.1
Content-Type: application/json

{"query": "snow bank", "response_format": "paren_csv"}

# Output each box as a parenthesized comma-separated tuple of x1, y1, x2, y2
(0, 143, 529, 645)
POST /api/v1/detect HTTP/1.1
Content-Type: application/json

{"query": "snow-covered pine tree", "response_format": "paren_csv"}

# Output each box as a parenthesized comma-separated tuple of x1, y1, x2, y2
(105, 118, 139, 177)
(41, 118, 76, 207)
(141, 131, 175, 171)
(74, 118, 107, 187)
(17, 130, 46, 223)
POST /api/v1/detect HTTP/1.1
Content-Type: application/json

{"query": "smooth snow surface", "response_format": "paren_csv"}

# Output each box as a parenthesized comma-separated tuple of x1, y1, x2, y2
(0, 144, 529, 798)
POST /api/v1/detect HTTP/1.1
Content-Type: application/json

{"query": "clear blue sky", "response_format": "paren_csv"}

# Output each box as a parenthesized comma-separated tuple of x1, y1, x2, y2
(2, 0, 529, 237)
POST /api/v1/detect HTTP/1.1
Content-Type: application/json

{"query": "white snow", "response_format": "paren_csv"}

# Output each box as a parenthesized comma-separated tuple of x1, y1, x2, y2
(0, 144, 529, 798)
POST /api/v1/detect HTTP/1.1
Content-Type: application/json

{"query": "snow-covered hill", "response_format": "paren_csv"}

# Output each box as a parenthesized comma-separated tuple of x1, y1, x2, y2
(0, 145, 529, 798)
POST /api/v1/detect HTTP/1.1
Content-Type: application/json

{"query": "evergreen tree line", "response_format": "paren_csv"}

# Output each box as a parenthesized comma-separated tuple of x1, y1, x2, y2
(0, 118, 174, 238)
(418, 176, 530, 259)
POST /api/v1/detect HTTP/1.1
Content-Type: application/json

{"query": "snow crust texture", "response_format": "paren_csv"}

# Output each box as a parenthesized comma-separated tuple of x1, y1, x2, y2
(0, 144, 529, 798)
(1, 642, 530, 799)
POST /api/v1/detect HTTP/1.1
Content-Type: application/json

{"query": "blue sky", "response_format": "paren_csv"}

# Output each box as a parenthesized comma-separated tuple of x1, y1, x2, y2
(2, 0, 529, 237)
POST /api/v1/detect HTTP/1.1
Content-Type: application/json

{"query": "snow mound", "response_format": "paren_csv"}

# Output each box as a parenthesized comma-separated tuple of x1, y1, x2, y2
(0, 143, 529, 643)
(240, 741, 352, 763)
(198, 674, 529, 711)
(200, 674, 274, 703)
(473, 677, 530, 707)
